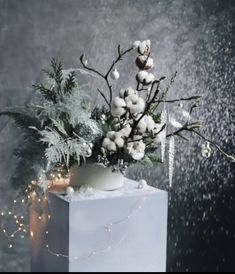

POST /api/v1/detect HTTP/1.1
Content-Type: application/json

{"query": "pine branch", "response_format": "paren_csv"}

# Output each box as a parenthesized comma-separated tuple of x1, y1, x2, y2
(0, 111, 41, 130)
(64, 71, 77, 94)
(33, 83, 57, 103)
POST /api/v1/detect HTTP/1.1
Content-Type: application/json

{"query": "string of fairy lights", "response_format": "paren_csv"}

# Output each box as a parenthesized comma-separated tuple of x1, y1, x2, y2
(0, 174, 152, 262)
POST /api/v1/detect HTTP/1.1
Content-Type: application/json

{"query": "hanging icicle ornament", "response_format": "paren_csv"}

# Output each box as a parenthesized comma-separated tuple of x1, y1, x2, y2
(169, 136, 175, 188)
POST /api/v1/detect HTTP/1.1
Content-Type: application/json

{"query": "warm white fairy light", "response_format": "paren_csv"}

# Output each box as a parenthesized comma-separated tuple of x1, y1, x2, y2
(42, 187, 151, 262)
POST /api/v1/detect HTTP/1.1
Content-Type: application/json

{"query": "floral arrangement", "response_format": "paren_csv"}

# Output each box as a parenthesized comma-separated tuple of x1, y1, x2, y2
(0, 40, 234, 190)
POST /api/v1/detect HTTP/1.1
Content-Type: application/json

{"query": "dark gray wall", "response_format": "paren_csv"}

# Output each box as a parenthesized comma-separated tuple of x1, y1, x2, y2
(0, 0, 235, 272)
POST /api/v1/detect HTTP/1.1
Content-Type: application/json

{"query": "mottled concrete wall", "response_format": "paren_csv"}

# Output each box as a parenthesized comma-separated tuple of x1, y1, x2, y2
(0, 0, 234, 271)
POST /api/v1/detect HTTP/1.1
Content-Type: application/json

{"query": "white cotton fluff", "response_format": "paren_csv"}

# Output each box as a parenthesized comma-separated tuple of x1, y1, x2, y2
(136, 70, 148, 83)
(107, 141, 117, 152)
(136, 71, 154, 85)
(136, 118, 147, 133)
(145, 115, 155, 131)
(115, 137, 124, 148)
(125, 95, 145, 114)
(137, 40, 151, 55)
(102, 137, 117, 152)
(111, 97, 126, 117)
(102, 137, 112, 148)
(121, 124, 132, 137)
(111, 107, 126, 117)
(119, 87, 138, 98)
(145, 73, 155, 85)
(106, 131, 116, 139)
(112, 97, 126, 108)
(133, 40, 141, 49)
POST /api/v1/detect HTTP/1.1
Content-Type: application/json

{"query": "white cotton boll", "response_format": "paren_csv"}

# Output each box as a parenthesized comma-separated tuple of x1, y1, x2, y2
(146, 57, 154, 69)
(107, 131, 116, 139)
(119, 88, 126, 98)
(133, 40, 141, 49)
(136, 119, 147, 133)
(136, 70, 148, 83)
(145, 115, 155, 131)
(121, 124, 132, 137)
(115, 137, 124, 148)
(112, 97, 126, 108)
(110, 68, 120, 80)
(135, 97, 146, 113)
(145, 73, 155, 85)
(138, 43, 146, 55)
(107, 141, 117, 152)
(119, 87, 137, 98)
(146, 40, 151, 47)
(102, 137, 111, 148)
(111, 107, 126, 117)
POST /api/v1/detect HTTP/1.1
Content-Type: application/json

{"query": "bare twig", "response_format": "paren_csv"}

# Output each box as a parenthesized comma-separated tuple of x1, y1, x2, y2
(80, 45, 134, 106)
(97, 89, 111, 109)
(129, 77, 166, 139)
(156, 95, 202, 104)
(191, 129, 235, 162)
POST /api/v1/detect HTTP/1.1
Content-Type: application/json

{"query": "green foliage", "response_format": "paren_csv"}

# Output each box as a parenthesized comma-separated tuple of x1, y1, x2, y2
(32, 83, 57, 103)
(0, 111, 41, 130)
(64, 71, 77, 94)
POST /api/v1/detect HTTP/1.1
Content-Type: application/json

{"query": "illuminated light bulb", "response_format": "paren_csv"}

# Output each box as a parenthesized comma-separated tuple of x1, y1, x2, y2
(23, 229, 27, 233)
(11, 234, 14, 238)
(14, 215, 17, 219)
(20, 224, 23, 227)
(46, 231, 49, 234)
(48, 215, 51, 219)
(30, 231, 34, 238)
(19, 227, 22, 231)
(21, 235, 24, 239)
(38, 216, 42, 220)
(1, 212, 4, 216)
(21, 199, 25, 203)
(8, 211, 12, 215)
(3, 229, 6, 233)
(9, 244, 13, 249)
(13, 200, 17, 204)
(16, 220, 19, 224)
(38, 199, 41, 202)
(46, 245, 49, 248)
(27, 195, 31, 199)
(21, 216, 24, 219)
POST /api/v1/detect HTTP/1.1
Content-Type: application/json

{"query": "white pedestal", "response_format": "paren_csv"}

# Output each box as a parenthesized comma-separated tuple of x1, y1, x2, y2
(30, 178, 168, 272)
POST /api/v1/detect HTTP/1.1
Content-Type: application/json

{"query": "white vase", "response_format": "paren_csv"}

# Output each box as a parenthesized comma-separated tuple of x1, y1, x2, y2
(69, 163, 124, 191)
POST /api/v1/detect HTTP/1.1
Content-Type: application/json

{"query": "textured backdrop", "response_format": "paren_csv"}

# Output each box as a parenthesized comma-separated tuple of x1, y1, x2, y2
(0, 0, 235, 272)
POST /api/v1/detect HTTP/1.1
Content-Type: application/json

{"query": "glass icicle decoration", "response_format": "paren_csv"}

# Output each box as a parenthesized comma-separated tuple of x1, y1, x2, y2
(169, 135, 175, 187)
(161, 106, 167, 162)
